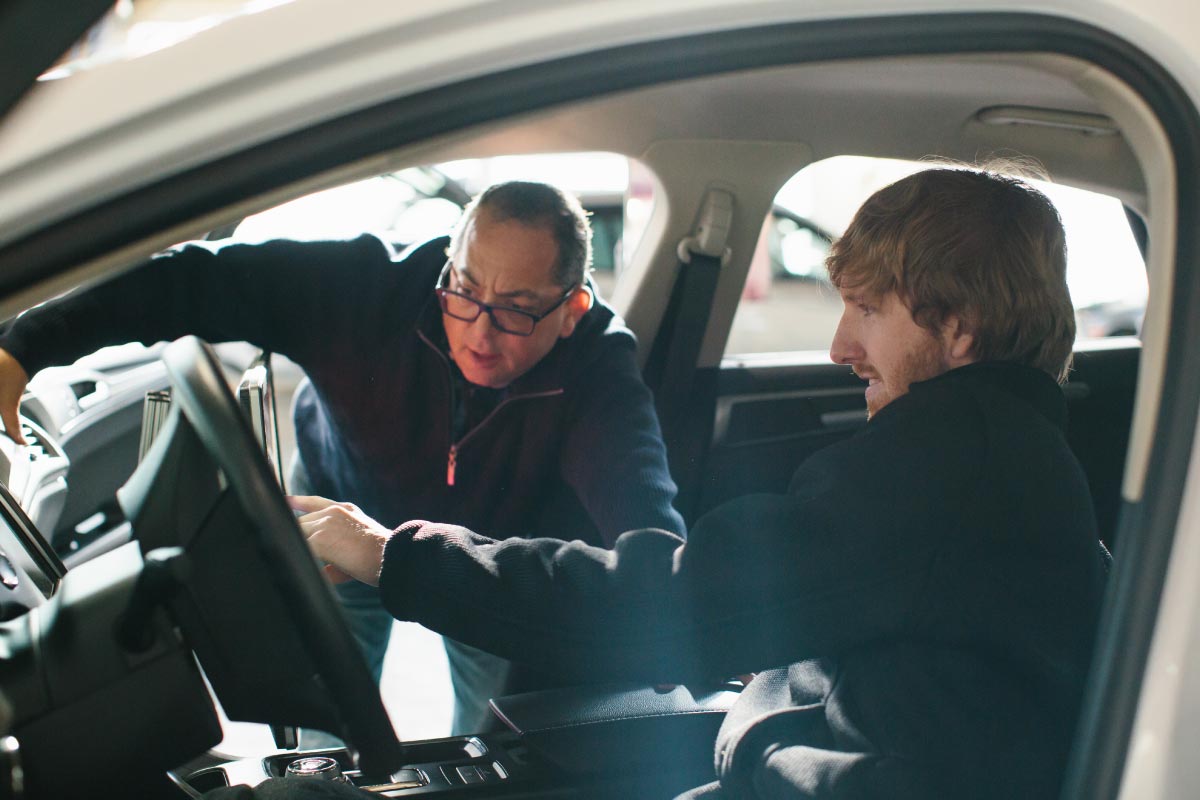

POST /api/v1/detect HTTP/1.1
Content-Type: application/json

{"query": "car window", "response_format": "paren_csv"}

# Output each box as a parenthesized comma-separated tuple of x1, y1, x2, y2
(226, 153, 652, 302)
(230, 170, 463, 250)
(436, 152, 652, 299)
(725, 156, 1149, 357)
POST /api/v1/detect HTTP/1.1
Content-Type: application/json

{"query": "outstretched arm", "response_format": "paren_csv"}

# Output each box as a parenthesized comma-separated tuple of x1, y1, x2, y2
(296, 481, 933, 686)
(0, 234, 400, 385)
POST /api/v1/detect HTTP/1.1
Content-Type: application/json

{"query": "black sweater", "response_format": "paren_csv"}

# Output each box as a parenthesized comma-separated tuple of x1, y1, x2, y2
(379, 361, 1107, 798)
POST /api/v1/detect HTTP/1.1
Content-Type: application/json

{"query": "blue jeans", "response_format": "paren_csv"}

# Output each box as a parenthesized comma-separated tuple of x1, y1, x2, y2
(335, 580, 393, 682)
(444, 638, 512, 734)
(335, 584, 510, 733)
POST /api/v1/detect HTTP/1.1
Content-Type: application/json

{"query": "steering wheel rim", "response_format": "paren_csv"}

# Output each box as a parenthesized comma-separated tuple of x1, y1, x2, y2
(161, 335, 404, 776)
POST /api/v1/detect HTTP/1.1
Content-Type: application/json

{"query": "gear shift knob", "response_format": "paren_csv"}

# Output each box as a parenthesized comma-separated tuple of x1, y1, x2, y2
(285, 755, 349, 783)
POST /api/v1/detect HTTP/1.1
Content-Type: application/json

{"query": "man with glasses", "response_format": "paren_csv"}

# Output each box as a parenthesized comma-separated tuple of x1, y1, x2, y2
(0, 180, 685, 734)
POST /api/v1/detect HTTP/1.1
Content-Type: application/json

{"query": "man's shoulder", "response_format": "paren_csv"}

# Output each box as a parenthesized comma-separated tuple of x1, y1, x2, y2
(305, 233, 445, 299)
(329, 233, 447, 281)
(194, 231, 399, 260)
(394, 234, 451, 268)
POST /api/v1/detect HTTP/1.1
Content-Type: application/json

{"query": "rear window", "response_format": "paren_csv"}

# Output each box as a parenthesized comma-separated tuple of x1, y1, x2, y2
(725, 156, 1148, 358)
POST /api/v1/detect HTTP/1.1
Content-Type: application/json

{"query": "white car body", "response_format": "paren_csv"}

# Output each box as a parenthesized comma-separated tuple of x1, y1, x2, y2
(0, 1, 1198, 797)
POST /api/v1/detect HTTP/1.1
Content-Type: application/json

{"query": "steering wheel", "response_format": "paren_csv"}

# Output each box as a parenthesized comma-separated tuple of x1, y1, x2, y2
(145, 336, 403, 776)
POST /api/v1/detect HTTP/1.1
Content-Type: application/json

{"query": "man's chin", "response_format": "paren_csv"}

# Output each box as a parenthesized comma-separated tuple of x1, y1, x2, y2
(460, 365, 511, 389)
(452, 352, 508, 388)
(865, 383, 886, 418)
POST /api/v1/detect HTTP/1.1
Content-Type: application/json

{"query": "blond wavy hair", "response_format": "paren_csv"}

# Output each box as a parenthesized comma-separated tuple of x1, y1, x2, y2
(826, 164, 1075, 383)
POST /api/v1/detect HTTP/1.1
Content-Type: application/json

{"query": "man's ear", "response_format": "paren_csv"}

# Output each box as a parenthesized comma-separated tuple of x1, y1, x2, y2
(940, 313, 976, 367)
(559, 285, 594, 338)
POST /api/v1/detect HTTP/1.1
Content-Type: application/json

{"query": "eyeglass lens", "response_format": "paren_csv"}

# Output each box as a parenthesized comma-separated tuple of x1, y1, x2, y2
(441, 292, 537, 335)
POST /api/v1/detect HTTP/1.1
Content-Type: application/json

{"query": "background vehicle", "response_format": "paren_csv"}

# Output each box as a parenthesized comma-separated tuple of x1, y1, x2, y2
(0, 1, 1196, 798)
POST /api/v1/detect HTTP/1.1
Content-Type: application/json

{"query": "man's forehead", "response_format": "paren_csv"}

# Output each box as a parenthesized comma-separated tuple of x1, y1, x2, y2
(453, 260, 554, 301)
(452, 211, 563, 294)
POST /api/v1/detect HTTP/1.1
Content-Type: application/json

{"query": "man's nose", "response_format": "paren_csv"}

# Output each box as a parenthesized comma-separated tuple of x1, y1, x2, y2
(468, 310, 500, 339)
(829, 316, 859, 365)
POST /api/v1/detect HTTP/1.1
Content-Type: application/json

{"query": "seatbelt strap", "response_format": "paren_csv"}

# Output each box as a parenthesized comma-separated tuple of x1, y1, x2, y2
(654, 251, 721, 438)
(649, 189, 733, 519)
(653, 188, 733, 426)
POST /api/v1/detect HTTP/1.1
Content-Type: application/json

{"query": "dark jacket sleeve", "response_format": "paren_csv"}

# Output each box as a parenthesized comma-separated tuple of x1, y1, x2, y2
(0, 235, 398, 375)
(378, 404, 977, 683)
(558, 337, 685, 543)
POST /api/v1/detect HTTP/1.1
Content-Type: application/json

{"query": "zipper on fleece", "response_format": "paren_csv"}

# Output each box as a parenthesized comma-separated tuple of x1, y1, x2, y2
(443, 388, 564, 486)
(418, 326, 563, 488)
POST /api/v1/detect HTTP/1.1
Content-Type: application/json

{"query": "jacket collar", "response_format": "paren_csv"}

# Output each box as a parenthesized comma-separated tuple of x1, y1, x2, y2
(911, 361, 1068, 430)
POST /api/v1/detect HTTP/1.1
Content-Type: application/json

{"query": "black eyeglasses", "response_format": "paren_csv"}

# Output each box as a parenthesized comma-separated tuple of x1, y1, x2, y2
(435, 260, 576, 337)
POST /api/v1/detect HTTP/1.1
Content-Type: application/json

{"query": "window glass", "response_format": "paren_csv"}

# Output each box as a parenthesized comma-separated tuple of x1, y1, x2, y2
(229, 153, 652, 301)
(436, 152, 652, 299)
(725, 156, 1148, 357)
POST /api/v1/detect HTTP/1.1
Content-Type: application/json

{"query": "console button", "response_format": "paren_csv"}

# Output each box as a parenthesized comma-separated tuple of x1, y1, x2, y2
(477, 762, 508, 782)
(456, 766, 484, 784)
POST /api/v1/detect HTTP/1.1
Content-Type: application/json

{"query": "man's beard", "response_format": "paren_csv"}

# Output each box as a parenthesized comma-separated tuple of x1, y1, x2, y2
(866, 336, 949, 419)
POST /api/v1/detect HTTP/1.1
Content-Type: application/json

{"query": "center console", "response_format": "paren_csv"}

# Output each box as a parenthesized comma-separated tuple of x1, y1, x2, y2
(181, 682, 741, 797)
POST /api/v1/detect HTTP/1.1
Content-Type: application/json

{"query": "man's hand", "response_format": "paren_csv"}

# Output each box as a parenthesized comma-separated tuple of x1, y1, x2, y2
(0, 349, 29, 446)
(287, 495, 392, 587)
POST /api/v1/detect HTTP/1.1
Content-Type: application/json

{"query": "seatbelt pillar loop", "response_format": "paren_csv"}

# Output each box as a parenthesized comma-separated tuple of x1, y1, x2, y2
(676, 188, 734, 266)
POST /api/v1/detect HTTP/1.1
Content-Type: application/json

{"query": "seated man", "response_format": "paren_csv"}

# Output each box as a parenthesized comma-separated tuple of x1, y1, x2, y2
(294, 166, 1109, 799)
(0, 181, 685, 734)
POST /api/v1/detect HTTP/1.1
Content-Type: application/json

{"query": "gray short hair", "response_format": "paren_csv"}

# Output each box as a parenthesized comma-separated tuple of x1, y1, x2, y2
(449, 181, 592, 289)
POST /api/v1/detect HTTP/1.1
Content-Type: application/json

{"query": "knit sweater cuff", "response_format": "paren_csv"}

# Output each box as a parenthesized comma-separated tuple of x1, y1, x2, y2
(377, 521, 424, 621)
